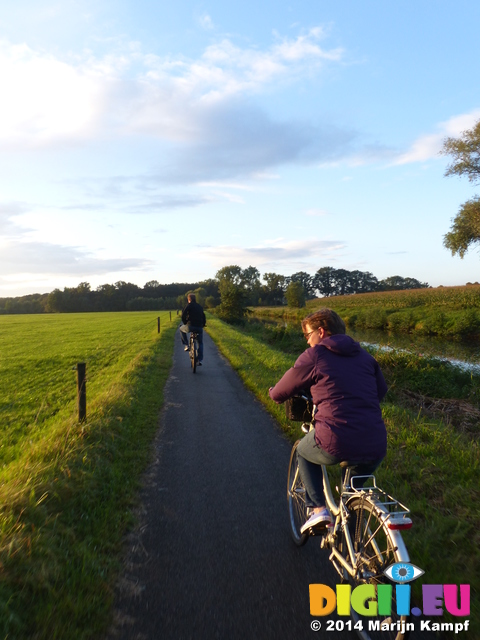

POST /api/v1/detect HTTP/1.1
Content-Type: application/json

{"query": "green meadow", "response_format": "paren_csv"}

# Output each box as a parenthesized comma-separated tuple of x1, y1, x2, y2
(0, 312, 177, 639)
(206, 313, 480, 636)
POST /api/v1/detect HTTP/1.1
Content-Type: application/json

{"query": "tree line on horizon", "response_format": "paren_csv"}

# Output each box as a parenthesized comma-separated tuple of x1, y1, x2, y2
(0, 266, 430, 315)
(212, 265, 430, 321)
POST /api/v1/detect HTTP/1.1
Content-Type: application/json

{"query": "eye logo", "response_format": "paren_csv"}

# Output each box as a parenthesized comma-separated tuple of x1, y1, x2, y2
(384, 562, 424, 583)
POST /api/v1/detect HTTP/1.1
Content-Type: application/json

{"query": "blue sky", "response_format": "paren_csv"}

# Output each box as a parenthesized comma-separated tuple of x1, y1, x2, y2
(1, 0, 480, 296)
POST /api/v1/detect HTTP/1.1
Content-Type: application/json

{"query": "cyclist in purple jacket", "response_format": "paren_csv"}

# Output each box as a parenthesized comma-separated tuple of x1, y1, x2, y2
(269, 308, 388, 533)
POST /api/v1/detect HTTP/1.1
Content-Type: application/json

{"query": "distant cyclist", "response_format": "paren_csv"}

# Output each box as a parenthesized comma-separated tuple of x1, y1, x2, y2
(269, 308, 388, 533)
(179, 293, 207, 365)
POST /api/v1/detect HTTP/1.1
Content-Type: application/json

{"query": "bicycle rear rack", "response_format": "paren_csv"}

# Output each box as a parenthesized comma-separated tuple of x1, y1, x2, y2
(346, 479, 413, 530)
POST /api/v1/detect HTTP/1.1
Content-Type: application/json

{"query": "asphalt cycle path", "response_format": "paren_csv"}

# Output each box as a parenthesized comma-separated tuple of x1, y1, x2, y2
(107, 329, 354, 640)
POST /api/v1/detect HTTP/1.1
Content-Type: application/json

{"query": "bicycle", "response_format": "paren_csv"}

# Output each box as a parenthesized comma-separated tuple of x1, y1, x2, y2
(189, 331, 199, 373)
(287, 396, 413, 640)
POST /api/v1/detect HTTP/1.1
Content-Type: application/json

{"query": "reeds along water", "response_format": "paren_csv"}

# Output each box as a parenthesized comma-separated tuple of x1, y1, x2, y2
(248, 314, 480, 370)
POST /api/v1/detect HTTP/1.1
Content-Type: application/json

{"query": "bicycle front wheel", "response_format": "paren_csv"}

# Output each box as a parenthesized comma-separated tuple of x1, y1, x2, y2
(287, 440, 308, 546)
(341, 495, 411, 640)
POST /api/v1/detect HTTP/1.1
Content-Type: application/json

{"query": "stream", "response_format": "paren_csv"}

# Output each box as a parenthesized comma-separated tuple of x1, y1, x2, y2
(252, 316, 480, 373)
(348, 326, 480, 374)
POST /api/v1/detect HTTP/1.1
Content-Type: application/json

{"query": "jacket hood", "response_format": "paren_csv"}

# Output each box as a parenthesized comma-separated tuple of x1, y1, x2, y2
(317, 334, 361, 356)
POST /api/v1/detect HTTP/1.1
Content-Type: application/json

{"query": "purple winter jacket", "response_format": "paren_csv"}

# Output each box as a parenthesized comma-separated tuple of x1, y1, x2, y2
(269, 334, 387, 461)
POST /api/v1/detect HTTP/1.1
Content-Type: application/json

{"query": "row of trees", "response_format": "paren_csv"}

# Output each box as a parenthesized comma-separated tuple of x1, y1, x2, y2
(213, 265, 429, 321)
(215, 265, 428, 303)
(0, 280, 220, 314)
(0, 267, 429, 315)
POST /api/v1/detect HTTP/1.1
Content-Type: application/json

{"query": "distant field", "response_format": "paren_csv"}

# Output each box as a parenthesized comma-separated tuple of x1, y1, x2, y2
(307, 283, 480, 310)
(0, 311, 177, 638)
(254, 285, 480, 337)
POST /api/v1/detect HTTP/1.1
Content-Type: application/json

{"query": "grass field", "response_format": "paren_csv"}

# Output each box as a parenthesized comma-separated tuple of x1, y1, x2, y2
(253, 284, 480, 337)
(0, 311, 177, 639)
(206, 313, 480, 636)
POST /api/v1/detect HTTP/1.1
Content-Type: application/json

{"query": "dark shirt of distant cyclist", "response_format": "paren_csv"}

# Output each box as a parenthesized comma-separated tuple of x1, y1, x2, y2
(269, 308, 387, 461)
(181, 294, 206, 328)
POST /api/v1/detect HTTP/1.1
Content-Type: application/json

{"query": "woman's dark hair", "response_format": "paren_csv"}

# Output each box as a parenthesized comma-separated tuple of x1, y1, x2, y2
(301, 308, 346, 336)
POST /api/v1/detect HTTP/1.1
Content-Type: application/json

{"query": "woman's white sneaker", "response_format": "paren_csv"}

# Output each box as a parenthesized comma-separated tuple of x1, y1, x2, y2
(300, 507, 332, 534)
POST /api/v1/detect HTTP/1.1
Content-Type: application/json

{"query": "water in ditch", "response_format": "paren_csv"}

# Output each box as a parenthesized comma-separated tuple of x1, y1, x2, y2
(250, 315, 480, 372)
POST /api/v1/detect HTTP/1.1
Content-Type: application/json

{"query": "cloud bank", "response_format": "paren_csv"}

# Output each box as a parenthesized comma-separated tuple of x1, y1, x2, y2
(0, 30, 354, 184)
(195, 237, 346, 270)
(0, 241, 150, 277)
(0, 205, 151, 279)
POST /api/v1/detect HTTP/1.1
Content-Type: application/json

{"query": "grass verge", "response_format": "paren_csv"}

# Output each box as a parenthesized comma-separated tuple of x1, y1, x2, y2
(0, 313, 176, 639)
(206, 314, 480, 635)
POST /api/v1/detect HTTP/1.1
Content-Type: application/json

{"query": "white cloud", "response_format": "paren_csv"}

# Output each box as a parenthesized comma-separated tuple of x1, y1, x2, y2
(0, 238, 151, 276)
(196, 181, 260, 191)
(272, 27, 341, 63)
(0, 203, 151, 279)
(394, 109, 480, 165)
(0, 202, 30, 232)
(0, 28, 344, 151)
(195, 237, 346, 269)
(122, 195, 215, 212)
(209, 191, 245, 204)
(170, 28, 342, 102)
(197, 13, 214, 30)
(0, 40, 106, 148)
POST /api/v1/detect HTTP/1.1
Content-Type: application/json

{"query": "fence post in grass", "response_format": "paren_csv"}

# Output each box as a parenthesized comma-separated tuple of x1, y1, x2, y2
(170, 311, 172, 322)
(157, 316, 160, 333)
(77, 362, 87, 423)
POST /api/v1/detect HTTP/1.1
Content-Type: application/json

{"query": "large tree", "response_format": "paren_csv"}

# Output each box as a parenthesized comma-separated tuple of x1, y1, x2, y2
(241, 266, 262, 305)
(349, 270, 378, 294)
(262, 272, 287, 305)
(288, 271, 315, 298)
(443, 196, 480, 258)
(312, 266, 336, 297)
(442, 119, 480, 257)
(215, 265, 247, 322)
(285, 281, 306, 308)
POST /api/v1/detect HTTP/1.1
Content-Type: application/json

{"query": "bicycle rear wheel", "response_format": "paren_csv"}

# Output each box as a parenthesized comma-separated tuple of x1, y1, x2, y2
(287, 440, 308, 546)
(341, 495, 411, 640)
(190, 335, 197, 373)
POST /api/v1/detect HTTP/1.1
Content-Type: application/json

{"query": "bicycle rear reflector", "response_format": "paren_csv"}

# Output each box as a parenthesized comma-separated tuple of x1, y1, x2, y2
(387, 518, 413, 530)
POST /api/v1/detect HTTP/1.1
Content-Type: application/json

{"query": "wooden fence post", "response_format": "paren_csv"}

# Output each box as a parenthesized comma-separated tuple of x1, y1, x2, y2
(77, 362, 86, 423)
(170, 311, 172, 322)
(157, 317, 160, 333)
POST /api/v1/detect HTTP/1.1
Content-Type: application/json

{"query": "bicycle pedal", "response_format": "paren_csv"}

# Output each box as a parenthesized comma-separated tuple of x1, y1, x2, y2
(307, 522, 332, 535)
